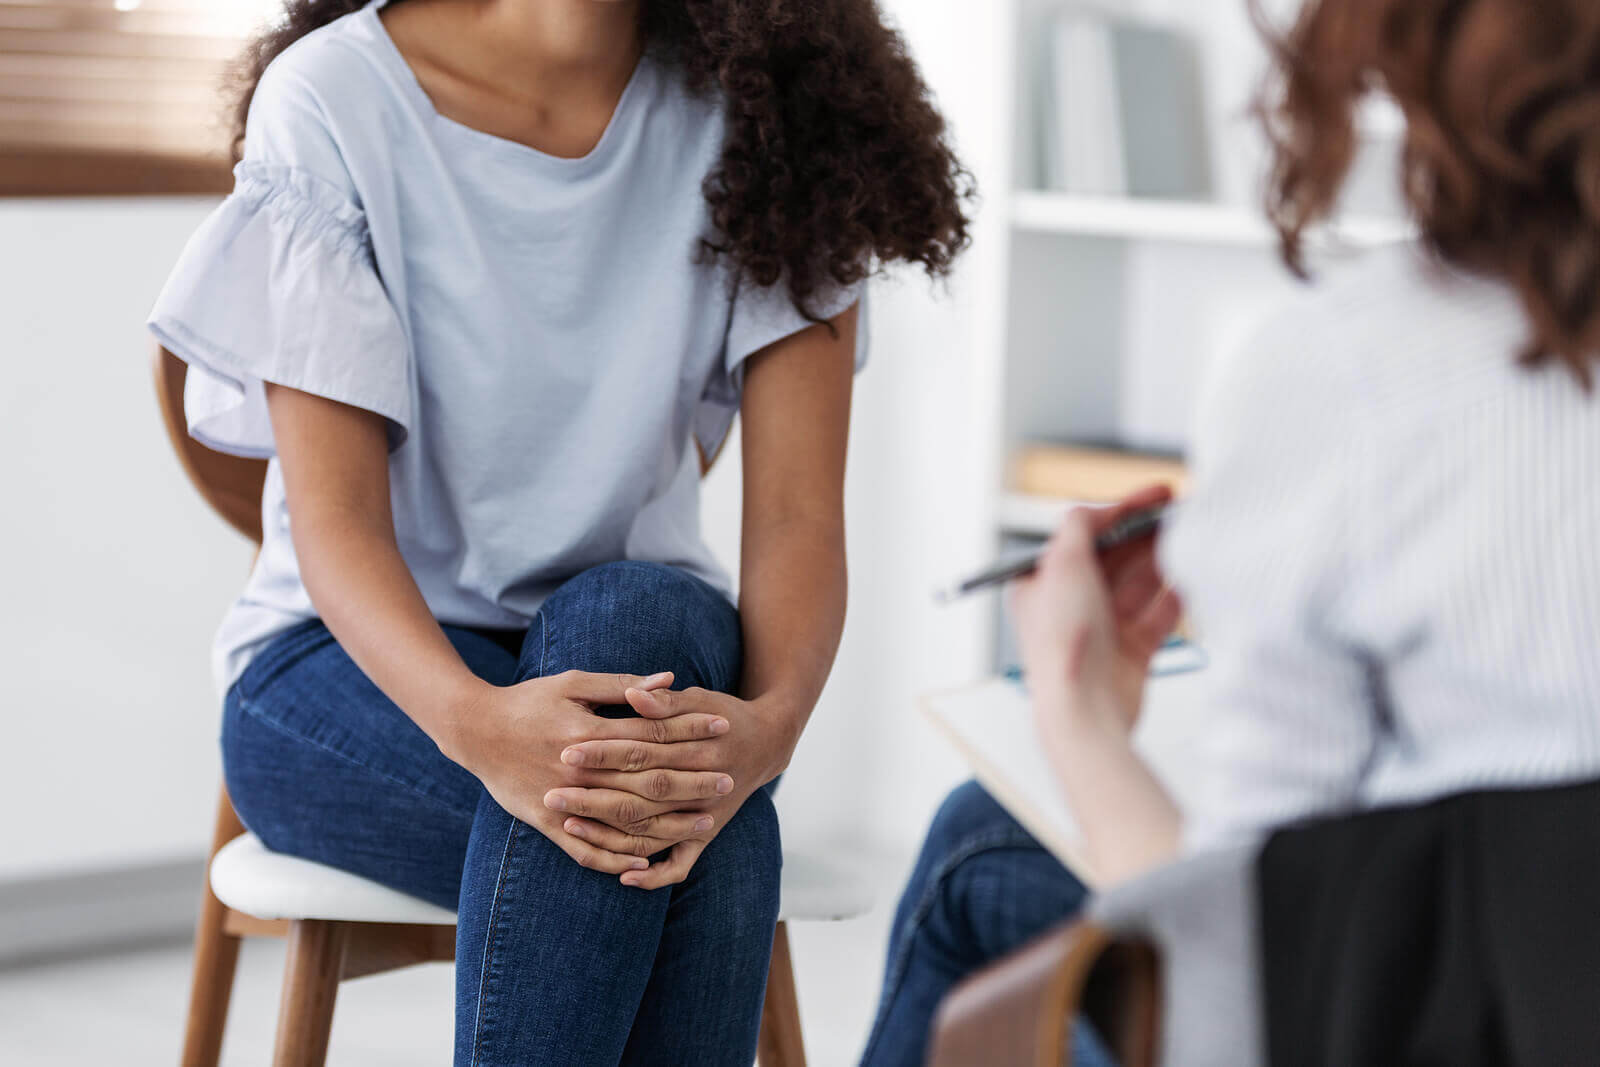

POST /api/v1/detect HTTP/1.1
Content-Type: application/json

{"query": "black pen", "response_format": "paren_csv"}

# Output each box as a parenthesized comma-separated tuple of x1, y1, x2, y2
(934, 503, 1174, 603)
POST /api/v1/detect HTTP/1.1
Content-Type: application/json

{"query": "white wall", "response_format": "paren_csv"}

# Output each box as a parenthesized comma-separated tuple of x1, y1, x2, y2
(2, 198, 253, 881)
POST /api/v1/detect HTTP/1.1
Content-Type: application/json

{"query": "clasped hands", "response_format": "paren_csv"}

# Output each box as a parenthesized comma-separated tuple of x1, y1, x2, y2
(447, 670, 784, 890)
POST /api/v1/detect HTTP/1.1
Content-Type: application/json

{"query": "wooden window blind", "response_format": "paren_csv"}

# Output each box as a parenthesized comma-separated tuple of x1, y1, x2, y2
(0, 0, 277, 195)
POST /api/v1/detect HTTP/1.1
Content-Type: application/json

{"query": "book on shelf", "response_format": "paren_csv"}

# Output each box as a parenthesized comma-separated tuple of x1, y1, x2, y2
(1009, 443, 1187, 504)
(1039, 8, 1211, 200)
(1043, 9, 1125, 196)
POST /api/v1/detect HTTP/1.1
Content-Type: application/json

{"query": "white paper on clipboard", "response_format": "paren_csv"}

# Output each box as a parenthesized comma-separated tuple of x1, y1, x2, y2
(920, 660, 1211, 889)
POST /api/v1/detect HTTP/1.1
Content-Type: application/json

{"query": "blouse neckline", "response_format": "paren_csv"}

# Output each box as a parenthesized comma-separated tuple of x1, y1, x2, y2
(360, 3, 653, 176)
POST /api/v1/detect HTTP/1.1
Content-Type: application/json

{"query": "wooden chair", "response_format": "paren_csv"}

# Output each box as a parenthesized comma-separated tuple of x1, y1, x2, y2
(155, 346, 872, 1066)
(927, 919, 1162, 1067)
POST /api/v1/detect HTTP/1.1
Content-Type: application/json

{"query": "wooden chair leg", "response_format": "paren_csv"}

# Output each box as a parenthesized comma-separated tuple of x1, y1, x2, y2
(179, 884, 242, 1067)
(758, 921, 806, 1067)
(273, 920, 348, 1067)
(181, 789, 249, 1067)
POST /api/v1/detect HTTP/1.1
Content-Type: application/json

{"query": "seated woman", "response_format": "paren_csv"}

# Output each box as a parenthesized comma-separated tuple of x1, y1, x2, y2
(862, 0, 1600, 1062)
(149, 1, 969, 1064)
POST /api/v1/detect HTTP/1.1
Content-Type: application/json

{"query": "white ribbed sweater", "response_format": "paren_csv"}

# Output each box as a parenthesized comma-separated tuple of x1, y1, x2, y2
(1162, 245, 1600, 852)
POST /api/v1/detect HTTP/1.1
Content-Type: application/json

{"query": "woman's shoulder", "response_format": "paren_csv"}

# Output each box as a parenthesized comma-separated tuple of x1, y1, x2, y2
(243, 8, 403, 162)
(256, 7, 390, 104)
(1289, 244, 1516, 350)
(238, 6, 427, 203)
(638, 52, 726, 152)
(1210, 245, 1523, 430)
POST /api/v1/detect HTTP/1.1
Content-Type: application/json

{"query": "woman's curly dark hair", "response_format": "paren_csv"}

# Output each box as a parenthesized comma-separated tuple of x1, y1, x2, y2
(233, 0, 974, 321)
(1256, 0, 1600, 385)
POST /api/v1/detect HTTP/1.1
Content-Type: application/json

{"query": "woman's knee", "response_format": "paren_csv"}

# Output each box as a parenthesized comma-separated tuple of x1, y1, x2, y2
(729, 783, 782, 862)
(894, 781, 1027, 918)
(899, 781, 1091, 963)
(925, 780, 1024, 853)
(536, 561, 742, 691)
(692, 786, 782, 918)
(720, 785, 782, 872)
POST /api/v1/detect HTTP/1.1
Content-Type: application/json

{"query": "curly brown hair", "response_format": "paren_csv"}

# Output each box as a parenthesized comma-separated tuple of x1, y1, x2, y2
(232, 0, 973, 322)
(1256, 0, 1600, 384)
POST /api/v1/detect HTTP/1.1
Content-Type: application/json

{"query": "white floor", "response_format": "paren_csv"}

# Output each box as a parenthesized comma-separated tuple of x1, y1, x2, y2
(0, 848, 912, 1067)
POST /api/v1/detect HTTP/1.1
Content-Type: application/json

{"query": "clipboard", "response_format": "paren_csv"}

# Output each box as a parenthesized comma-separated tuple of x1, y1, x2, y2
(921, 652, 1211, 889)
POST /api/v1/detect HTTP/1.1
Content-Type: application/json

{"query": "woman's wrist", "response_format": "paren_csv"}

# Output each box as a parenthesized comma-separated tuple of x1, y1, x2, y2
(430, 673, 499, 766)
(1031, 673, 1132, 742)
(744, 693, 806, 781)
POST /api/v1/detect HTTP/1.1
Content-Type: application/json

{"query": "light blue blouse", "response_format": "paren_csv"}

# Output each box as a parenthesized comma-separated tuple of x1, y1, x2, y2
(148, 4, 865, 689)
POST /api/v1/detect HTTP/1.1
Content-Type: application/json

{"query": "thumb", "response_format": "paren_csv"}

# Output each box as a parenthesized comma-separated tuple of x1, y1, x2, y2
(1044, 508, 1099, 576)
(625, 686, 679, 719)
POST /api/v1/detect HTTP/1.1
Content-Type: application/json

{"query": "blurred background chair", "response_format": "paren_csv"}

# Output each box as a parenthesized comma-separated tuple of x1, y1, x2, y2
(926, 845, 1258, 1067)
(929, 781, 1600, 1067)
(156, 346, 873, 1067)
(927, 917, 1162, 1067)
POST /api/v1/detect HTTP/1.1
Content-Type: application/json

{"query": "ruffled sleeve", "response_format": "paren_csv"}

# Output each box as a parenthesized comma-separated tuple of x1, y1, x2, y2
(147, 161, 411, 458)
(694, 274, 869, 458)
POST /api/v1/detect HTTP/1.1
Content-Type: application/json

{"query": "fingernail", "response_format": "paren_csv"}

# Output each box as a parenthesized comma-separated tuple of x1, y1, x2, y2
(546, 793, 567, 811)
(694, 816, 713, 832)
(564, 818, 582, 835)
(716, 775, 733, 795)
(710, 718, 730, 735)
(631, 858, 649, 870)
(561, 748, 584, 766)
(646, 672, 672, 685)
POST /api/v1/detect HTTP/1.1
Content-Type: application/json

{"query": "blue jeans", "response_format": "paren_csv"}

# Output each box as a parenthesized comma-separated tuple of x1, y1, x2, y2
(860, 781, 1114, 1067)
(222, 561, 782, 1066)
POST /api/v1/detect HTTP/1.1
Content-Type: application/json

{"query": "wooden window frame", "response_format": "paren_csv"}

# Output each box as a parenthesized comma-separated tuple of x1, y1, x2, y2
(1, 0, 260, 198)
(0, 146, 232, 196)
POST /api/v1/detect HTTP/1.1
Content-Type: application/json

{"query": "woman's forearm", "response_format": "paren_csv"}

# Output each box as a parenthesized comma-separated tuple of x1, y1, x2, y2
(736, 515, 848, 777)
(264, 383, 484, 754)
(1035, 682, 1182, 886)
(293, 505, 485, 751)
(731, 305, 857, 781)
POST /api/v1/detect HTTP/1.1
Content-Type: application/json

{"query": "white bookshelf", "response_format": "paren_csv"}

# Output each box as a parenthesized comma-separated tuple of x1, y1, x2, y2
(965, 0, 1406, 665)
(997, 491, 1073, 539)
(1011, 191, 1413, 249)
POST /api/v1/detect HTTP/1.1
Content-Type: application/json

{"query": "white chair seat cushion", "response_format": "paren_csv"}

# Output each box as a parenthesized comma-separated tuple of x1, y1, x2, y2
(778, 848, 875, 922)
(211, 833, 872, 926)
(210, 834, 456, 925)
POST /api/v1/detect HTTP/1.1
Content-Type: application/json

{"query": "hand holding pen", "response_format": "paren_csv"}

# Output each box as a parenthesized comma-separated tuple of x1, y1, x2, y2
(1008, 485, 1184, 735)
(938, 496, 1177, 602)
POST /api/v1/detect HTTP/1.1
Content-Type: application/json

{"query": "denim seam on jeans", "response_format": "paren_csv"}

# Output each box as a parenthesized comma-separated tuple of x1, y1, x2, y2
(859, 825, 1041, 1063)
(470, 815, 523, 1066)
(470, 608, 544, 1066)
(537, 607, 548, 678)
(234, 692, 478, 821)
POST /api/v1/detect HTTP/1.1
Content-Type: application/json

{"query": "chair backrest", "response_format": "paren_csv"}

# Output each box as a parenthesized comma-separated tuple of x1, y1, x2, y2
(152, 345, 268, 547)
(928, 919, 1161, 1067)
